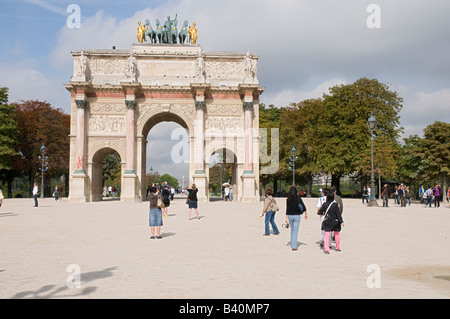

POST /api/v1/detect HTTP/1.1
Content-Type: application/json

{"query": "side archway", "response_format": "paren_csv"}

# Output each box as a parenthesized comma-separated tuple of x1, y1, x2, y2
(89, 147, 124, 201)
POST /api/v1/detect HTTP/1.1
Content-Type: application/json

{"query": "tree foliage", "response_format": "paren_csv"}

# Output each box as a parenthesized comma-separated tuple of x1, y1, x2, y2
(0, 87, 18, 170)
(316, 77, 403, 187)
(12, 100, 70, 196)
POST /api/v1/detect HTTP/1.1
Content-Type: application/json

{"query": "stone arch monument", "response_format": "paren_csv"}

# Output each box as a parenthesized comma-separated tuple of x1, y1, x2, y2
(65, 43, 264, 202)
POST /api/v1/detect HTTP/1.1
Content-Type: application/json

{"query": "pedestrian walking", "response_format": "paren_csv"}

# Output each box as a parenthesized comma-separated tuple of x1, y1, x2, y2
(53, 185, 59, 201)
(162, 185, 170, 217)
(32, 183, 38, 207)
(394, 185, 399, 206)
(398, 184, 406, 207)
(187, 184, 199, 220)
(0, 186, 4, 208)
(406, 186, 411, 206)
(425, 186, 433, 208)
(318, 192, 344, 254)
(147, 186, 163, 239)
(284, 186, 307, 251)
(58, 185, 63, 200)
(433, 184, 441, 208)
(224, 185, 230, 202)
(260, 188, 280, 236)
(382, 184, 389, 207)
(316, 188, 328, 248)
(419, 185, 425, 204)
(229, 185, 234, 202)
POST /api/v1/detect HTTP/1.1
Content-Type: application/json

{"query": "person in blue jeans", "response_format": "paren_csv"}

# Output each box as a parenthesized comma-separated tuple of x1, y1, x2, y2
(285, 186, 308, 251)
(260, 189, 280, 236)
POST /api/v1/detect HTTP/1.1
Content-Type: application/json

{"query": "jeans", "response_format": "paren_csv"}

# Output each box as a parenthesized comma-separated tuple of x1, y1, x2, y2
(383, 195, 389, 207)
(33, 194, 38, 207)
(264, 210, 279, 235)
(434, 196, 440, 207)
(288, 214, 301, 249)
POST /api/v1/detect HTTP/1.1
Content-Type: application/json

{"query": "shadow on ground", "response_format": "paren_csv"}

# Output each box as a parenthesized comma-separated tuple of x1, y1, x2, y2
(10, 266, 117, 299)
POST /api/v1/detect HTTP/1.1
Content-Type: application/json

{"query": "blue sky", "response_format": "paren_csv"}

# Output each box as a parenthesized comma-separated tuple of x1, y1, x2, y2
(1, 0, 450, 182)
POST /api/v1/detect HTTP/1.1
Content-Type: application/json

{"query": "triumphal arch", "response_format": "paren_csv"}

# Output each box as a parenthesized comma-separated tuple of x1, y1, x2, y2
(65, 30, 263, 203)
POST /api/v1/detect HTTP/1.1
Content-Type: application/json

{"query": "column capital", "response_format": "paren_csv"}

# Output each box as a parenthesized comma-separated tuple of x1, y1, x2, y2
(75, 99, 88, 109)
(195, 101, 206, 111)
(243, 101, 254, 112)
(125, 100, 137, 110)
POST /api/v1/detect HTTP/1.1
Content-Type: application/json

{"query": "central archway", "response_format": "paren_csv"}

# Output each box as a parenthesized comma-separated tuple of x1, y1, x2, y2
(137, 110, 192, 200)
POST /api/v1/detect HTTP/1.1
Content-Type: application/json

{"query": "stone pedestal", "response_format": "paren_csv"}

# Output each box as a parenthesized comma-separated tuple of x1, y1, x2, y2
(121, 173, 140, 202)
(192, 172, 208, 202)
(241, 171, 258, 202)
(69, 172, 88, 202)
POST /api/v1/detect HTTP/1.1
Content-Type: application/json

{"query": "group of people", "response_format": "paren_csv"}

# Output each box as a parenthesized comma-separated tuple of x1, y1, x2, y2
(102, 186, 120, 199)
(419, 184, 447, 208)
(380, 183, 448, 208)
(53, 185, 64, 201)
(147, 183, 199, 239)
(222, 184, 234, 202)
(261, 186, 344, 254)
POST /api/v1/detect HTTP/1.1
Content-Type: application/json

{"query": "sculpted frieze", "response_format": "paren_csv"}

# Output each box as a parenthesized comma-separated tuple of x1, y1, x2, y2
(205, 61, 243, 78)
(90, 102, 125, 113)
(205, 116, 243, 134)
(207, 104, 242, 115)
(89, 115, 126, 134)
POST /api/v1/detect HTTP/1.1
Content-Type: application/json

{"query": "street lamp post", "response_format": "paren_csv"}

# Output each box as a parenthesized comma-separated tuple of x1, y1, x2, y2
(367, 114, 378, 207)
(289, 146, 298, 187)
(38, 144, 48, 199)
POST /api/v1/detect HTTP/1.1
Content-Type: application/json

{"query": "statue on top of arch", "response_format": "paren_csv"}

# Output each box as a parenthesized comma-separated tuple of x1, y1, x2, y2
(136, 14, 198, 45)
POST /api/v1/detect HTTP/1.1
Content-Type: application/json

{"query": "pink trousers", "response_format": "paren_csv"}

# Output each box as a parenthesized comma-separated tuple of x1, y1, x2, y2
(324, 231, 340, 252)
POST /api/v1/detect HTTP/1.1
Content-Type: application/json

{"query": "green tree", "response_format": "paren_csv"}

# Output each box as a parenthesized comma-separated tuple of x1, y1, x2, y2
(103, 153, 121, 187)
(317, 77, 403, 191)
(0, 87, 18, 170)
(279, 99, 323, 196)
(154, 173, 179, 188)
(12, 100, 70, 197)
(0, 87, 19, 198)
(259, 103, 284, 194)
(417, 121, 450, 191)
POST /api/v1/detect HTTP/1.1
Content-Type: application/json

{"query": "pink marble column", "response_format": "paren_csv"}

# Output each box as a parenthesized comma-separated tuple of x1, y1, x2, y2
(125, 100, 136, 174)
(195, 99, 206, 173)
(243, 99, 254, 173)
(75, 99, 87, 172)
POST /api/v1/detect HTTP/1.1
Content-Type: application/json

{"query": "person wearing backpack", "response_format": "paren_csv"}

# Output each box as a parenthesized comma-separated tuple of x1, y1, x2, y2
(260, 188, 280, 236)
(285, 186, 308, 251)
(318, 192, 344, 254)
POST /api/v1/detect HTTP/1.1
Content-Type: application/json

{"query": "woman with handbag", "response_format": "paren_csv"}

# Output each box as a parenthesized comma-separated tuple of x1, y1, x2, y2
(147, 186, 163, 239)
(260, 189, 280, 236)
(285, 187, 308, 251)
(318, 192, 344, 254)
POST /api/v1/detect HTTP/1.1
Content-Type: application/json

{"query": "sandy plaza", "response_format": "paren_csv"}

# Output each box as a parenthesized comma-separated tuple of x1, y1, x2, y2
(1, 195, 449, 300)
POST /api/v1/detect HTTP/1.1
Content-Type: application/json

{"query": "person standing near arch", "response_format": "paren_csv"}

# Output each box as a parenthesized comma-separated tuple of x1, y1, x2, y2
(187, 184, 199, 220)
(147, 186, 163, 239)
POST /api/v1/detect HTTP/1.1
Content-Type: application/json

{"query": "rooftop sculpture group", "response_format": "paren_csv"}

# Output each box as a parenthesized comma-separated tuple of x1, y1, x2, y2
(137, 14, 198, 45)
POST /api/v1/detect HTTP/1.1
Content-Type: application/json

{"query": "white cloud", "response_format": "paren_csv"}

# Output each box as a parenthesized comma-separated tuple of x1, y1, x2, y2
(261, 78, 347, 107)
(396, 86, 450, 138)
(0, 61, 68, 108)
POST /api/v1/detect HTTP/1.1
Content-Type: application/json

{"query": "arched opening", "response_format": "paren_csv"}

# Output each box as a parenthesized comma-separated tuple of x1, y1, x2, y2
(208, 148, 238, 202)
(91, 148, 122, 201)
(141, 112, 190, 200)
